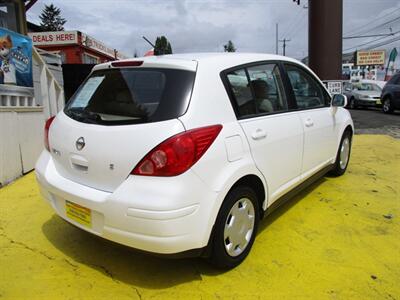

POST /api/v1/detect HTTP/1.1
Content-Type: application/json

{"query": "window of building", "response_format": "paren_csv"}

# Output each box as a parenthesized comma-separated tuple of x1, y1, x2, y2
(83, 53, 99, 64)
(0, 2, 19, 33)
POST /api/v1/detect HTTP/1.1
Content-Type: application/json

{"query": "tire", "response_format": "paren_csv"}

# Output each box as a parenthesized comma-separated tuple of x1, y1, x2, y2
(330, 130, 352, 177)
(382, 97, 394, 114)
(349, 97, 357, 109)
(208, 186, 260, 269)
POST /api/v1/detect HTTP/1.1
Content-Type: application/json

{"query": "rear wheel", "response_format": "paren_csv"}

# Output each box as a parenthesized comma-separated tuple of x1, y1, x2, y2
(330, 131, 352, 177)
(382, 97, 394, 114)
(208, 186, 259, 269)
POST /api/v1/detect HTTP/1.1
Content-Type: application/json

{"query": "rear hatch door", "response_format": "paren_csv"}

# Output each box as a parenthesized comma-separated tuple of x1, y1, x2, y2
(48, 62, 196, 192)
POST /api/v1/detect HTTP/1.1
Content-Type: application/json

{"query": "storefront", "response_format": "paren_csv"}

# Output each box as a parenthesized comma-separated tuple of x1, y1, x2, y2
(28, 30, 128, 64)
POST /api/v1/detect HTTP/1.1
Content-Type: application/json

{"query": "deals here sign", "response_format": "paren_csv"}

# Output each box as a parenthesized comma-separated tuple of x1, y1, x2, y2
(356, 50, 385, 66)
(28, 31, 78, 45)
(0, 27, 33, 87)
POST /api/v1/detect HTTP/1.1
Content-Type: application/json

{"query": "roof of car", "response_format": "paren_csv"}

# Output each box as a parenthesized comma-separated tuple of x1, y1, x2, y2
(93, 52, 303, 73)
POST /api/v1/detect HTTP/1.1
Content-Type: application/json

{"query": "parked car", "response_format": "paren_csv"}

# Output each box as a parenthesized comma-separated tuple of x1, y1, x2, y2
(381, 73, 400, 113)
(344, 80, 385, 109)
(35, 53, 353, 269)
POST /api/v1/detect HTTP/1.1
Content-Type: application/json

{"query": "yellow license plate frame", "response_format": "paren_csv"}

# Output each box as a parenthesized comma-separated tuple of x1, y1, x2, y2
(65, 200, 92, 228)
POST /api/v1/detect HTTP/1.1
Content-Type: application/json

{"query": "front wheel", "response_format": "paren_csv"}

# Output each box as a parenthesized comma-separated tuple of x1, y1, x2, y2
(208, 186, 259, 269)
(330, 131, 352, 176)
(382, 98, 394, 114)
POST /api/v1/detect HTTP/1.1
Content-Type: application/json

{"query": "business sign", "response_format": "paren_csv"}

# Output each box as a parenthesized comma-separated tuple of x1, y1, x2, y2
(28, 31, 78, 45)
(0, 27, 33, 87)
(81, 33, 127, 60)
(324, 81, 343, 95)
(356, 50, 385, 66)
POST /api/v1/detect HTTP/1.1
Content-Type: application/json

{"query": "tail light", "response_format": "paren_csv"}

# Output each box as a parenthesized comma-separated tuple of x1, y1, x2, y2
(44, 116, 55, 152)
(132, 125, 223, 176)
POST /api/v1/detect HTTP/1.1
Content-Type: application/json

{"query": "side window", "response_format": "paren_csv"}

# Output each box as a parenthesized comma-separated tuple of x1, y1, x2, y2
(226, 68, 256, 117)
(285, 64, 329, 109)
(247, 64, 288, 114)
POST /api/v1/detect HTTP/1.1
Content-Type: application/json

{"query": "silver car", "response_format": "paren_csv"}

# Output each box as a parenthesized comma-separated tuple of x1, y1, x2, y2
(345, 81, 385, 109)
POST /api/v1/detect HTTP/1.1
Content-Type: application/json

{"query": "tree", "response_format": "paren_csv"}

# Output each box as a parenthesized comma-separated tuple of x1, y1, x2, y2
(39, 4, 66, 31)
(223, 40, 236, 52)
(154, 36, 173, 55)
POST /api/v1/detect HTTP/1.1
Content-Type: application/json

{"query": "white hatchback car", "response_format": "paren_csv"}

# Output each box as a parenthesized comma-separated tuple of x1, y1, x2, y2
(36, 53, 353, 268)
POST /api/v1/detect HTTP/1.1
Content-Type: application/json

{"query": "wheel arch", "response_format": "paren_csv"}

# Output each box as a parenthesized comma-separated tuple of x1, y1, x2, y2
(229, 174, 266, 218)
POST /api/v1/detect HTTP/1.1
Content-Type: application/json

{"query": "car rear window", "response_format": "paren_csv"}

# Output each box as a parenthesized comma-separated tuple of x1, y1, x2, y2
(64, 68, 195, 125)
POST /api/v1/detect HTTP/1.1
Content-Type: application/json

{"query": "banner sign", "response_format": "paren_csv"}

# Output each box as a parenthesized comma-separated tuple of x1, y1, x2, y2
(28, 31, 78, 45)
(356, 50, 385, 66)
(0, 27, 33, 87)
(81, 33, 127, 60)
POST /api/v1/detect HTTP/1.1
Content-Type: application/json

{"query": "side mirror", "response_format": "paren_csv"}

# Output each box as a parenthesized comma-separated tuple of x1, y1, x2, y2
(332, 94, 347, 107)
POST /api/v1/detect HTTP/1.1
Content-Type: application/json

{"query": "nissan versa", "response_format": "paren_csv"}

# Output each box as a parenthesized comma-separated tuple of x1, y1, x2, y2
(35, 53, 353, 268)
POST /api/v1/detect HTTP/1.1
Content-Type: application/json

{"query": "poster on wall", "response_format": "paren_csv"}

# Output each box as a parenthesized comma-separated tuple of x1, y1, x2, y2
(0, 27, 33, 87)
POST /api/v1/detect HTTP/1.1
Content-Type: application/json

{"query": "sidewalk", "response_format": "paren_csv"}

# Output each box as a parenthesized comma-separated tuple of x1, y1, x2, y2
(0, 135, 399, 299)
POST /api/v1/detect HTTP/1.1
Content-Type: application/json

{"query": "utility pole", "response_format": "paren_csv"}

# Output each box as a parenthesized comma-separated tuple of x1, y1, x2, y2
(279, 38, 291, 56)
(308, 0, 343, 80)
(276, 23, 279, 54)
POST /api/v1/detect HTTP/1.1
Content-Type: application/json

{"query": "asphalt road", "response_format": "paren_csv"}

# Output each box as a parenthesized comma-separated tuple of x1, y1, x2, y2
(349, 107, 400, 138)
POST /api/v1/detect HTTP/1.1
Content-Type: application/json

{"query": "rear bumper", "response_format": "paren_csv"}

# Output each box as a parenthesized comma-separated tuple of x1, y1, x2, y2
(35, 150, 220, 255)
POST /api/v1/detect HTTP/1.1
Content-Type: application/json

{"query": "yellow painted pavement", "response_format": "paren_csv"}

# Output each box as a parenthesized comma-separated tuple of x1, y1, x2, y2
(0, 135, 399, 299)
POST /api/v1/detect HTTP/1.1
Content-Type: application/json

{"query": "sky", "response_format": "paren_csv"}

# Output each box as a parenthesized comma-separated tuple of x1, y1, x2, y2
(26, 0, 400, 60)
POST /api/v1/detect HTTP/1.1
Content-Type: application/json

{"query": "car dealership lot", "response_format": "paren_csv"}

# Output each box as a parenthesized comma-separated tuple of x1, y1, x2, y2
(0, 135, 399, 299)
(350, 108, 400, 138)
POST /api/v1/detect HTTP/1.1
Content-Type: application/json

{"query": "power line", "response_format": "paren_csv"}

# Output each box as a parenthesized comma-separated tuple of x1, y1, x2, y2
(343, 33, 395, 40)
(364, 36, 400, 50)
(288, 10, 307, 40)
(281, 8, 305, 38)
(344, 7, 400, 36)
(343, 30, 400, 51)
(362, 15, 400, 34)
(344, 34, 400, 53)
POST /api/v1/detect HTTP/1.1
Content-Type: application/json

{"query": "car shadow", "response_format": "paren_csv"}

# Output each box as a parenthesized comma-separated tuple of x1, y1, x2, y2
(41, 177, 326, 289)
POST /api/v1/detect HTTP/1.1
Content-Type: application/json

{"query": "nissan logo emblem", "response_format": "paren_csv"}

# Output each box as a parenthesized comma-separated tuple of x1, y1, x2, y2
(76, 137, 85, 151)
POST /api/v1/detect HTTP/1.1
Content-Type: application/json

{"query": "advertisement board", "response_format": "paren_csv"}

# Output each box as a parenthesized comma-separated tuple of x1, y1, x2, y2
(81, 33, 127, 60)
(0, 27, 33, 86)
(356, 50, 385, 66)
(28, 31, 78, 45)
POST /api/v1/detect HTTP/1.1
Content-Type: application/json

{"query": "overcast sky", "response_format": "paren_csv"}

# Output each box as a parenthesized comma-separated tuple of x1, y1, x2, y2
(26, 0, 400, 60)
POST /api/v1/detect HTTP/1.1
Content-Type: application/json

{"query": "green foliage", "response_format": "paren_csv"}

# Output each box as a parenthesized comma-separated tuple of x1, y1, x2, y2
(224, 40, 236, 52)
(39, 4, 66, 31)
(154, 36, 173, 55)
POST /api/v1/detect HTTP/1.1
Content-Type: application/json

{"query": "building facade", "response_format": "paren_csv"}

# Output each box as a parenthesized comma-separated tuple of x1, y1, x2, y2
(28, 30, 128, 64)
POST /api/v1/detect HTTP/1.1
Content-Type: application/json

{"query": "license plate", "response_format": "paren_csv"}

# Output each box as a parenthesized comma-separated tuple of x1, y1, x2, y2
(376, 99, 382, 105)
(65, 200, 92, 227)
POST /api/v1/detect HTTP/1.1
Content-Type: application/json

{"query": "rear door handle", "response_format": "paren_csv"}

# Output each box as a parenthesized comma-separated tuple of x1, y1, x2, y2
(304, 118, 314, 127)
(251, 129, 267, 140)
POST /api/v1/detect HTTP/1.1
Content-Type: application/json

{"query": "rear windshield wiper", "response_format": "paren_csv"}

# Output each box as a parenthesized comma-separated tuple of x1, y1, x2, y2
(66, 107, 102, 123)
